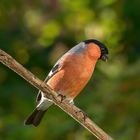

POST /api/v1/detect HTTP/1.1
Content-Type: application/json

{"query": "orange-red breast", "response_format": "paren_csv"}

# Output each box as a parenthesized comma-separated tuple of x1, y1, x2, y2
(25, 39, 108, 126)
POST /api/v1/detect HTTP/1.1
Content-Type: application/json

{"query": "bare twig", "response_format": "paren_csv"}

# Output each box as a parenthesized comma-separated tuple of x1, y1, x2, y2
(0, 49, 114, 140)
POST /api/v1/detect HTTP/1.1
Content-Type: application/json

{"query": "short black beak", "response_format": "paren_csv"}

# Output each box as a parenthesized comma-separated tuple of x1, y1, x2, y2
(101, 54, 108, 62)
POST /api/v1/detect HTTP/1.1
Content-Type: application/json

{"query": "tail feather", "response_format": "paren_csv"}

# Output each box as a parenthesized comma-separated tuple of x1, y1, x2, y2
(24, 108, 46, 127)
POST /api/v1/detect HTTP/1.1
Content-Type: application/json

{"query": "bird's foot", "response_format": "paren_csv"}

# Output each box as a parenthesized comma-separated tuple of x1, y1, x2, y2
(76, 109, 88, 121)
(57, 94, 66, 103)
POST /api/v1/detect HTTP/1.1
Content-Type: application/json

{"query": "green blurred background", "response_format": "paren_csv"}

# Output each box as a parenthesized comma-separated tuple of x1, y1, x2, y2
(0, 0, 140, 140)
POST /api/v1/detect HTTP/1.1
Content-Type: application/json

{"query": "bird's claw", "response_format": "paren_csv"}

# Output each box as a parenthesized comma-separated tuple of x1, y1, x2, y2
(57, 94, 66, 103)
(76, 109, 88, 121)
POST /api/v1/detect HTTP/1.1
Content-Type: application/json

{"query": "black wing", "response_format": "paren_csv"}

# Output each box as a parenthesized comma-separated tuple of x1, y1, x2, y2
(36, 63, 61, 102)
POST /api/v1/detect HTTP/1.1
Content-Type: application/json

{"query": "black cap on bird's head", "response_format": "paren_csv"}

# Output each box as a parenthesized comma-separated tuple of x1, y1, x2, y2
(84, 39, 109, 62)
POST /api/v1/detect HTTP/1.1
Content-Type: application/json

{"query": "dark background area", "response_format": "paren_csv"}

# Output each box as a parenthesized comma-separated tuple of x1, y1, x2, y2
(0, 0, 140, 139)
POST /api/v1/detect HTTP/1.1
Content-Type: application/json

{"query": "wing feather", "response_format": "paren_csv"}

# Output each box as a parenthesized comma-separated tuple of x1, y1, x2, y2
(36, 62, 61, 102)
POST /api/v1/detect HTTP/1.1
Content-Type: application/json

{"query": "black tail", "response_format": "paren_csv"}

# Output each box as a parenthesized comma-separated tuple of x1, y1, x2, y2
(24, 108, 46, 127)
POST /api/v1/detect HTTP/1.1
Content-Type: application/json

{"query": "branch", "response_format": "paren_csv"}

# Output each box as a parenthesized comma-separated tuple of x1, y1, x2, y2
(0, 49, 114, 140)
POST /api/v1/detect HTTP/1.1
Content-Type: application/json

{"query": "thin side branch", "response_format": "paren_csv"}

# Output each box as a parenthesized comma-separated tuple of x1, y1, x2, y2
(0, 49, 113, 140)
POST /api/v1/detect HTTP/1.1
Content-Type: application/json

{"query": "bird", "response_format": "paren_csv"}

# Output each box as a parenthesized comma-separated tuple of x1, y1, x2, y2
(24, 39, 109, 126)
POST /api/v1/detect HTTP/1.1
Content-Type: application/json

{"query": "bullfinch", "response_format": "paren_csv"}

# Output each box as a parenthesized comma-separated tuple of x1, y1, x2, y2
(24, 39, 108, 126)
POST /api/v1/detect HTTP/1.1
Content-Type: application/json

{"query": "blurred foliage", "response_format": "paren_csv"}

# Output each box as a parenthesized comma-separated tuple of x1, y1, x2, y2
(0, 0, 140, 140)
